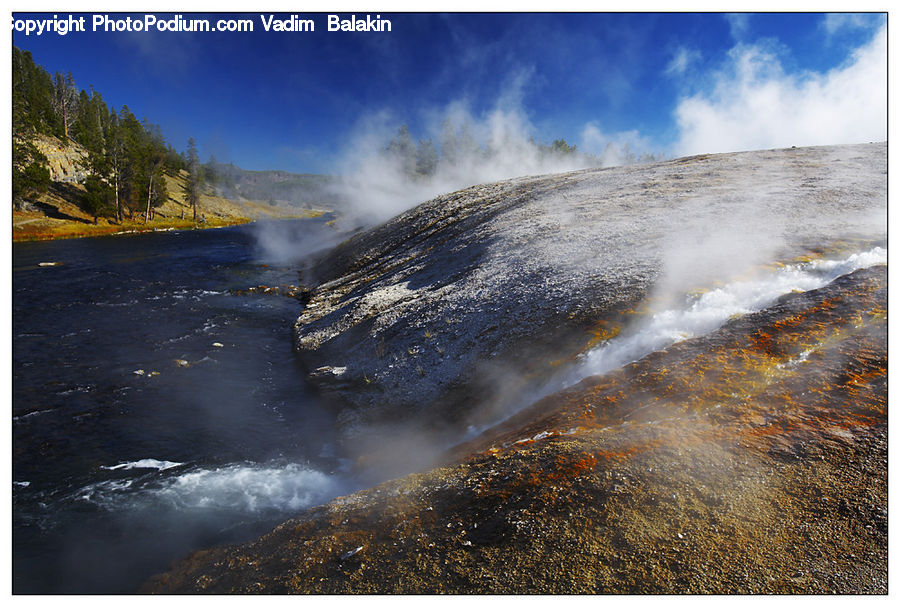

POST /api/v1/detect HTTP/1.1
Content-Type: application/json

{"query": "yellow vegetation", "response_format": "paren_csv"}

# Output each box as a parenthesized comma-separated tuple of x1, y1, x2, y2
(13, 169, 326, 242)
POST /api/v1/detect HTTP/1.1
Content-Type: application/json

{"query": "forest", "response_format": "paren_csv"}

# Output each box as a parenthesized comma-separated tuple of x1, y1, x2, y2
(12, 46, 202, 223)
(12, 45, 661, 227)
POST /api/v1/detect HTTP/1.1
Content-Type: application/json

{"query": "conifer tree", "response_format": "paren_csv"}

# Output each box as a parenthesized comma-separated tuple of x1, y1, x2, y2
(12, 140, 50, 205)
(141, 122, 169, 223)
(184, 138, 203, 222)
(12, 48, 53, 204)
(106, 110, 126, 222)
(415, 139, 438, 177)
(12, 47, 58, 135)
(81, 175, 115, 222)
(386, 125, 416, 179)
(53, 71, 78, 140)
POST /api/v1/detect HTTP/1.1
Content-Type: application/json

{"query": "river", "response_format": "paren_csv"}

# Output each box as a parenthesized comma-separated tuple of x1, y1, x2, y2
(12, 220, 357, 593)
(12, 217, 887, 593)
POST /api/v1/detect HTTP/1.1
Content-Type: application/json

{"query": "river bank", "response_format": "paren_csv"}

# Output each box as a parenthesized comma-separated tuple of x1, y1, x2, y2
(11, 206, 331, 242)
(145, 264, 887, 593)
(11, 212, 254, 242)
(12, 151, 330, 242)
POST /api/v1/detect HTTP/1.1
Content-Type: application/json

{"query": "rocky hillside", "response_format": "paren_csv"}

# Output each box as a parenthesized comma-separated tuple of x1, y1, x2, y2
(31, 133, 89, 183)
(291, 143, 885, 460)
(12, 135, 330, 241)
(146, 264, 886, 594)
(145, 142, 886, 593)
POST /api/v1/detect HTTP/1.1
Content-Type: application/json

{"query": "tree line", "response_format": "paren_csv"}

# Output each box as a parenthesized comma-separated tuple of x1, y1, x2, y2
(12, 46, 203, 223)
(383, 121, 665, 182)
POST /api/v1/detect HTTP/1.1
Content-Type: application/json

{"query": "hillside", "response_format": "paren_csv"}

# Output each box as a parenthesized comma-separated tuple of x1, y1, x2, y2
(291, 143, 885, 453)
(146, 265, 886, 594)
(145, 142, 886, 593)
(12, 135, 331, 242)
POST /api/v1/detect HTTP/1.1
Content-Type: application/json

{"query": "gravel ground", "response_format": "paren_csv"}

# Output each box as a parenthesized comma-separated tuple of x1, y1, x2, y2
(143, 143, 886, 594)
(145, 264, 886, 594)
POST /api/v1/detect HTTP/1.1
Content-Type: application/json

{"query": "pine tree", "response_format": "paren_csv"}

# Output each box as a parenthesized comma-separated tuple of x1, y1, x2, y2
(72, 88, 108, 154)
(106, 110, 125, 222)
(12, 47, 58, 135)
(76, 90, 112, 189)
(415, 139, 439, 177)
(386, 125, 416, 179)
(12, 48, 53, 205)
(12, 140, 51, 205)
(116, 106, 145, 218)
(141, 122, 169, 223)
(184, 137, 203, 222)
(81, 175, 115, 222)
(53, 71, 78, 140)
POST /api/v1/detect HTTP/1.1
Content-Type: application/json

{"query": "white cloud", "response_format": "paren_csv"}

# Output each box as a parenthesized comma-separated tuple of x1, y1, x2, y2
(672, 24, 886, 157)
(666, 47, 702, 76)
(822, 13, 871, 36)
(725, 13, 750, 40)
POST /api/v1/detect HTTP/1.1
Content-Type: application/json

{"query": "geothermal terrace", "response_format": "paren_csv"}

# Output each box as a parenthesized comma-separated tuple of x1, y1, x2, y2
(146, 142, 887, 593)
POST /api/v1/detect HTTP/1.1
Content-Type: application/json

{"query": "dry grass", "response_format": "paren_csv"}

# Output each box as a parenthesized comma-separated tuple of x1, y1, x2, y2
(13, 169, 325, 242)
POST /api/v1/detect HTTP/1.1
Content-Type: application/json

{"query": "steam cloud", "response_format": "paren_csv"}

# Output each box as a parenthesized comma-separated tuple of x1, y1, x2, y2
(325, 18, 885, 226)
(327, 102, 659, 225)
(672, 22, 886, 156)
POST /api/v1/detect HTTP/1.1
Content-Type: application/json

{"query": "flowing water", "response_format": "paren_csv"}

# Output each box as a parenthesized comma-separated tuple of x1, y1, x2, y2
(12, 217, 886, 594)
(12, 220, 355, 594)
(462, 246, 888, 440)
(564, 247, 888, 386)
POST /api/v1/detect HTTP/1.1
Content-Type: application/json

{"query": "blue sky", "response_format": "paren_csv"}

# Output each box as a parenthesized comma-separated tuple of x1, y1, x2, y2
(10, 11, 887, 174)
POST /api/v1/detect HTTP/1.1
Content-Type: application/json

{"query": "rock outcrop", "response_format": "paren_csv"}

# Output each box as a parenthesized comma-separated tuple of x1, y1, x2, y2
(292, 143, 886, 449)
(144, 142, 887, 594)
(146, 264, 887, 593)
(31, 133, 88, 183)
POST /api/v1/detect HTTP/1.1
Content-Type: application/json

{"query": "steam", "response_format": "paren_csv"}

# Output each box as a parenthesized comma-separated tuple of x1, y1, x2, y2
(250, 218, 350, 266)
(473, 246, 886, 436)
(581, 123, 660, 166)
(328, 102, 659, 225)
(567, 246, 886, 384)
(35, 459, 350, 593)
(323, 18, 887, 228)
(460, 246, 886, 442)
(673, 22, 886, 156)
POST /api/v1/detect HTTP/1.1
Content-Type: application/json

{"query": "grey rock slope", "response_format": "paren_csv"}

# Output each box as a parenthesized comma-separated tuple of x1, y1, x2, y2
(293, 143, 886, 446)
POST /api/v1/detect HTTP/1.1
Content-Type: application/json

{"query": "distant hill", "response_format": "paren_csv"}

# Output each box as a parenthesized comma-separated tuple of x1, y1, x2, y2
(204, 161, 347, 210)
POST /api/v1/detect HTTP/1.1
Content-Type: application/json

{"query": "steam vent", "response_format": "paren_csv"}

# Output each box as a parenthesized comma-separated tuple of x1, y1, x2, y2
(146, 143, 887, 593)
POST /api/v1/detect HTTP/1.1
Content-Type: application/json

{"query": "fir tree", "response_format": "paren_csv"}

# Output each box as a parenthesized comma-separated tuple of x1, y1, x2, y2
(386, 125, 416, 179)
(184, 137, 203, 222)
(53, 71, 78, 141)
(415, 139, 439, 178)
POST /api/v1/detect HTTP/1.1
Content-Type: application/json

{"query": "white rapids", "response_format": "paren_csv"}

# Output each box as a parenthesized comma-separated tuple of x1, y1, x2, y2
(77, 462, 345, 514)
